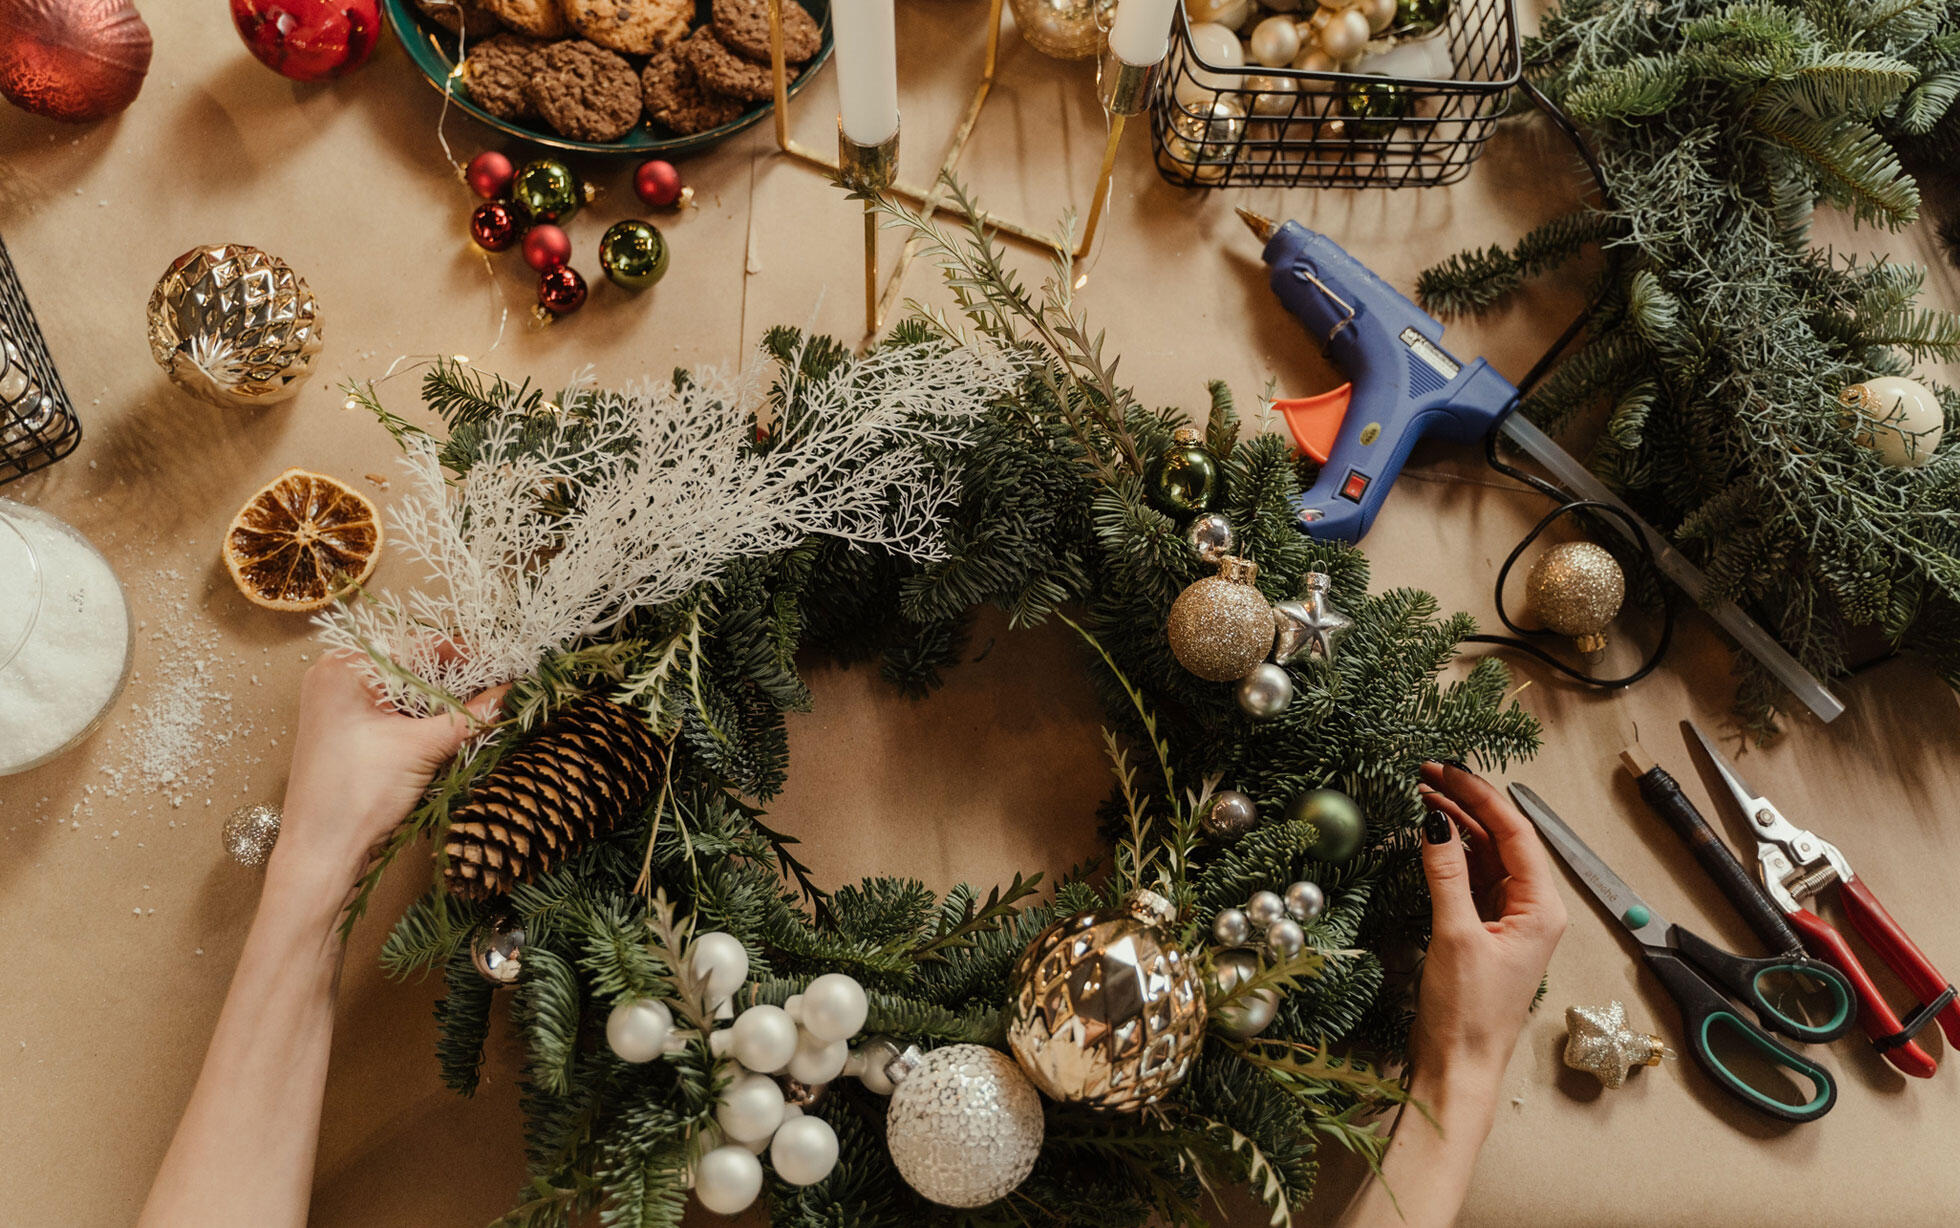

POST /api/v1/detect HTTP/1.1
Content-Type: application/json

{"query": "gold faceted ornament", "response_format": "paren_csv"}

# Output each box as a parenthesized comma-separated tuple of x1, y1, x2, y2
(147, 243, 322, 408)
(1167, 555, 1276, 681)
(1006, 889, 1208, 1111)
(1523, 541, 1624, 655)
(1007, 0, 1115, 59)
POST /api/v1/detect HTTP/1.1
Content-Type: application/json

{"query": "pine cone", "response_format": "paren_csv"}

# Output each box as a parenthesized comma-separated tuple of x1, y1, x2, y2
(443, 695, 661, 900)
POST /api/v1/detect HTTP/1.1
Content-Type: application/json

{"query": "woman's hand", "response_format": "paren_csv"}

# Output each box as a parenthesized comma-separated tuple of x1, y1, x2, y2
(270, 652, 506, 910)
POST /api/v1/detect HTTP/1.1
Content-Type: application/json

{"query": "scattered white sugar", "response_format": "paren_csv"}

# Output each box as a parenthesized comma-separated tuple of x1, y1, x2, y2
(0, 510, 130, 773)
(193, 948, 204, 956)
(130, 908, 140, 915)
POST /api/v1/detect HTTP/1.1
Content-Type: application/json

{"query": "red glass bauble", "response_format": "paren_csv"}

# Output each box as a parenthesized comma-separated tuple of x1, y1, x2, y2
(230, 0, 380, 82)
(538, 267, 587, 316)
(469, 201, 524, 252)
(634, 159, 683, 209)
(465, 150, 515, 200)
(522, 224, 572, 272)
(0, 0, 153, 122)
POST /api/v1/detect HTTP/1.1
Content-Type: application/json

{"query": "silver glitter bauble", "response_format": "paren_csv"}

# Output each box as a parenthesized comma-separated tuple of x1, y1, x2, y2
(1283, 880, 1325, 922)
(1563, 1000, 1669, 1090)
(1201, 789, 1260, 840)
(147, 244, 321, 408)
(470, 913, 527, 985)
(1524, 542, 1625, 655)
(1005, 890, 1207, 1111)
(1272, 572, 1352, 665)
(1265, 917, 1305, 958)
(1209, 948, 1279, 1039)
(886, 1044, 1044, 1207)
(1236, 662, 1294, 719)
(1212, 907, 1251, 946)
(1167, 557, 1276, 682)
(221, 802, 281, 866)
(1245, 890, 1285, 928)
(1157, 97, 1246, 184)
(1007, 0, 1116, 58)
(1185, 512, 1236, 565)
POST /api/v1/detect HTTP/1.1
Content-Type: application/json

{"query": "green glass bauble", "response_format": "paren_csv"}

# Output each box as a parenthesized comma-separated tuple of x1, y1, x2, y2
(1287, 789, 1366, 862)
(512, 160, 581, 225)
(1145, 426, 1222, 516)
(1393, 0, 1448, 32)
(1343, 82, 1411, 139)
(599, 220, 669, 291)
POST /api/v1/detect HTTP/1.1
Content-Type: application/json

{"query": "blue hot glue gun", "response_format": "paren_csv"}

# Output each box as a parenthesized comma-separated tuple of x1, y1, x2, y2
(1238, 208, 1520, 543)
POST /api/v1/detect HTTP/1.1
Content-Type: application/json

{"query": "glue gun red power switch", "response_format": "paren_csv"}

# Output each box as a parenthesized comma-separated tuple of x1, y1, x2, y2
(1239, 209, 1521, 543)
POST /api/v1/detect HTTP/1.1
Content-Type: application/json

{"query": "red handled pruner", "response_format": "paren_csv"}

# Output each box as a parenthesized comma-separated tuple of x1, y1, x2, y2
(1686, 721, 1960, 1077)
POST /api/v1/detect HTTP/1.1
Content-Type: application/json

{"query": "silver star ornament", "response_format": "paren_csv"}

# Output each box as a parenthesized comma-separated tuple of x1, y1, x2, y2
(1272, 572, 1352, 665)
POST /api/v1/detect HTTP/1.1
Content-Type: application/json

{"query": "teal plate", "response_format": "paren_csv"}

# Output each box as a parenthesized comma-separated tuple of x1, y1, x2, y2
(381, 0, 833, 157)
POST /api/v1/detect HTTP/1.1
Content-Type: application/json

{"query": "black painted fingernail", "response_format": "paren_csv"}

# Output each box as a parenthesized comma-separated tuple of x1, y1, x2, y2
(1438, 757, 1473, 774)
(1424, 811, 1453, 844)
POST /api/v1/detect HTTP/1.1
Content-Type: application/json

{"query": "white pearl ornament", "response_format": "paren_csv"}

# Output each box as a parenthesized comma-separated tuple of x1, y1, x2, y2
(695, 1144, 765, 1215)
(730, 1003, 799, 1073)
(1847, 376, 1945, 467)
(692, 932, 750, 1007)
(716, 1071, 787, 1144)
(770, 1114, 841, 1186)
(800, 972, 870, 1042)
(1249, 15, 1302, 66)
(788, 1031, 850, 1084)
(605, 998, 674, 1064)
(1179, 21, 1246, 101)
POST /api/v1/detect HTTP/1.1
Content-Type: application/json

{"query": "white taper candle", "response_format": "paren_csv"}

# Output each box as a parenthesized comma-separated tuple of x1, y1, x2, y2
(832, 0, 899, 145)
(1109, 0, 1179, 66)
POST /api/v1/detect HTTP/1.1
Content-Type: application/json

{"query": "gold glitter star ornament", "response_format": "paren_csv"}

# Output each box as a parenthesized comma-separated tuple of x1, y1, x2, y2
(1563, 1000, 1670, 1089)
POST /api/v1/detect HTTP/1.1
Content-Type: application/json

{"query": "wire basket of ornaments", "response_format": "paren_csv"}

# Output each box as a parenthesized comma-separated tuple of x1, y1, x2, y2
(0, 236, 81, 484)
(1152, 0, 1522, 189)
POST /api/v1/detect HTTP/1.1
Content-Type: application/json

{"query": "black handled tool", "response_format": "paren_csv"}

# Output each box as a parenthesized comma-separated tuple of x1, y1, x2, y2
(1620, 745, 1804, 957)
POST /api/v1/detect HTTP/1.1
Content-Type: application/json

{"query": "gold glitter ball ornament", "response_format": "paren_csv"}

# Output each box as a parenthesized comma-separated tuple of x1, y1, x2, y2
(1006, 889, 1208, 1112)
(1563, 1000, 1670, 1089)
(222, 802, 281, 866)
(1167, 556, 1276, 682)
(885, 1043, 1044, 1207)
(1007, 0, 1116, 59)
(1524, 541, 1624, 655)
(147, 244, 322, 408)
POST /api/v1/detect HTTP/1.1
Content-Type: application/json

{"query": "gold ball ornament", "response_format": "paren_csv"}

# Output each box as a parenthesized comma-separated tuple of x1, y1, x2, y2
(1006, 889, 1208, 1111)
(1357, 0, 1397, 32)
(1524, 541, 1624, 655)
(1167, 556, 1275, 681)
(1308, 5, 1371, 59)
(1008, 0, 1116, 60)
(1840, 376, 1944, 468)
(1184, 0, 1253, 28)
(1563, 1000, 1670, 1089)
(147, 244, 322, 408)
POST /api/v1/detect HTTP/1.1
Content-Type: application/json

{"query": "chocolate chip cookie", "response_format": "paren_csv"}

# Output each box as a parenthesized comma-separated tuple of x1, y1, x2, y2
(712, 0, 820, 63)
(564, 0, 692, 55)
(641, 47, 747, 134)
(681, 27, 775, 102)
(529, 40, 644, 142)
(415, 0, 502, 37)
(466, 33, 544, 121)
(484, 0, 567, 37)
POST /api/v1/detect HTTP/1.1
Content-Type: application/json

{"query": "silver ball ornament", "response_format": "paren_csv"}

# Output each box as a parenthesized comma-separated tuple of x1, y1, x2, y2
(1236, 662, 1294, 719)
(1265, 918, 1306, 958)
(1185, 511, 1236, 564)
(1246, 890, 1286, 928)
(729, 1003, 799, 1073)
(695, 1144, 764, 1215)
(1201, 789, 1260, 840)
(716, 1070, 787, 1144)
(1212, 907, 1252, 947)
(1283, 880, 1326, 922)
(886, 1044, 1044, 1207)
(470, 914, 527, 985)
(606, 998, 674, 1064)
(799, 972, 869, 1043)
(769, 1113, 840, 1186)
(222, 802, 281, 866)
(692, 931, 750, 1007)
(1210, 948, 1280, 1038)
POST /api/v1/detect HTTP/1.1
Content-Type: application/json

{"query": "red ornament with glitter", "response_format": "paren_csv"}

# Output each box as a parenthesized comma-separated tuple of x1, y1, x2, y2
(634, 159, 683, 209)
(466, 150, 514, 200)
(537, 267, 586, 316)
(522, 224, 571, 272)
(230, 0, 380, 81)
(0, 0, 153, 122)
(469, 201, 524, 252)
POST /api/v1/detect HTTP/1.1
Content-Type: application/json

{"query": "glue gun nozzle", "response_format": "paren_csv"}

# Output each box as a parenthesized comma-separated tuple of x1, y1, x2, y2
(1235, 207, 1278, 245)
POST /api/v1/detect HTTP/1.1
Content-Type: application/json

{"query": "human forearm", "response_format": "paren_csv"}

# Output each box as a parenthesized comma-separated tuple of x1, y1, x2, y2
(1337, 1057, 1502, 1228)
(137, 859, 348, 1228)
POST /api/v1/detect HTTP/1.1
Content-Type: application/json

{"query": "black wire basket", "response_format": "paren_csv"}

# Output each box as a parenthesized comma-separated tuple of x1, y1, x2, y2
(0, 235, 80, 485)
(1151, 0, 1522, 189)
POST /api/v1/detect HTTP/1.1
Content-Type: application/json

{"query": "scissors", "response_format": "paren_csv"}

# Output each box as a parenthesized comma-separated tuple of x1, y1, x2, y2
(1510, 783, 1856, 1123)
(1685, 721, 1960, 1078)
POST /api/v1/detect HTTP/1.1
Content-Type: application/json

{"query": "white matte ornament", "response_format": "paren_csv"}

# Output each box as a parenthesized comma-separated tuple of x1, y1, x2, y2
(886, 1044, 1044, 1207)
(769, 1114, 841, 1186)
(799, 972, 869, 1042)
(606, 998, 674, 1064)
(1845, 376, 1945, 468)
(692, 932, 750, 1007)
(730, 1004, 799, 1073)
(1179, 21, 1245, 99)
(716, 1071, 787, 1144)
(788, 1031, 850, 1084)
(1249, 15, 1302, 65)
(695, 1144, 765, 1215)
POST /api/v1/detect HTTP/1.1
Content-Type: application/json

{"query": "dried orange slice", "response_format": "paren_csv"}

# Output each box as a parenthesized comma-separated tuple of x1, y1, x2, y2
(223, 468, 383, 612)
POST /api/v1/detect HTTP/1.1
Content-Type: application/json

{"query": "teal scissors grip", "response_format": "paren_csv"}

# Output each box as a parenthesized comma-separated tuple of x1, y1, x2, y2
(1670, 927, 1856, 1044)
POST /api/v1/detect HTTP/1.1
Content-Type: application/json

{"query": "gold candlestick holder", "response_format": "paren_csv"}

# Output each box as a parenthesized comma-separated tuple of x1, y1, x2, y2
(837, 124, 900, 336)
(1076, 48, 1158, 281)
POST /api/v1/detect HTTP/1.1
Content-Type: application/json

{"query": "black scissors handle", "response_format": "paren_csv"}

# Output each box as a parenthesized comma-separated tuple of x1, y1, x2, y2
(1643, 936, 1840, 1124)
(1671, 927, 1856, 1043)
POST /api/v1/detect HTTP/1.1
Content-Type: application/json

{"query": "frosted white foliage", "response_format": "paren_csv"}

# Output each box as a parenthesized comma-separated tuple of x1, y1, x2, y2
(317, 336, 1017, 713)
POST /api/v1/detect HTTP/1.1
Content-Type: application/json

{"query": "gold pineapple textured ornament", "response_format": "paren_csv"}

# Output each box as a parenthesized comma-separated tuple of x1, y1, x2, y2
(1524, 541, 1625, 655)
(1167, 555, 1276, 682)
(147, 244, 321, 408)
(1006, 889, 1208, 1111)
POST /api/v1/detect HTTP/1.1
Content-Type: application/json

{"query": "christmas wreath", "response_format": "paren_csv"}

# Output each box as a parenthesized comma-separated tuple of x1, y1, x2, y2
(325, 193, 1539, 1227)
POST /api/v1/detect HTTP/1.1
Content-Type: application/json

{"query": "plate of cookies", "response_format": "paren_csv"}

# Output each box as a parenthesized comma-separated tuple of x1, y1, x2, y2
(387, 0, 832, 155)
